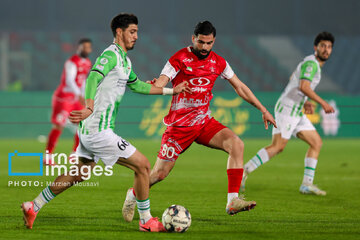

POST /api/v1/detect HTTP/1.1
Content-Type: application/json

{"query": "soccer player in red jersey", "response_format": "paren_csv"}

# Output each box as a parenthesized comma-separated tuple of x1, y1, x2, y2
(45, 39, 92, 164)
(122, 21, 277, 221)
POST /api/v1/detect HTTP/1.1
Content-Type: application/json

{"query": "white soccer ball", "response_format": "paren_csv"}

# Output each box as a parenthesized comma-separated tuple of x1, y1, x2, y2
(162, 205, 191, 233)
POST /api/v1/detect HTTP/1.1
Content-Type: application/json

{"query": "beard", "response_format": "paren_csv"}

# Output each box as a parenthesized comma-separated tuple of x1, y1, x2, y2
(79, 51, 89, 58)
(316, 51, 330, 62)
(317, 55, 329, 62)
(191, 47, 211, 60)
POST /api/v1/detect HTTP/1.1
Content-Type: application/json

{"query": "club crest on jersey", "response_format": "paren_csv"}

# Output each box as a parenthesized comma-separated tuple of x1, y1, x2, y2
(100, 58, 108, 65)
(189, 77, 211, 86)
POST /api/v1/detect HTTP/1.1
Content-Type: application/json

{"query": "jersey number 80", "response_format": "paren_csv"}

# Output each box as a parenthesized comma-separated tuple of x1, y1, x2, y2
(160, 144, 175, 159)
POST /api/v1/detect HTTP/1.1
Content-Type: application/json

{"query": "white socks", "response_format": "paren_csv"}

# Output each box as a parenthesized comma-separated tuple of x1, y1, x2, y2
(33, 186, 56, 212)
(245, 148, 270, 173)
(302, 157, 318, 185)
(137, 198, 152, 224)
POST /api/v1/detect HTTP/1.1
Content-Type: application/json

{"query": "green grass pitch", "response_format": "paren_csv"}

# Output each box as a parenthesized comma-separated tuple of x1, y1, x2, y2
(1, 138, 359, 239)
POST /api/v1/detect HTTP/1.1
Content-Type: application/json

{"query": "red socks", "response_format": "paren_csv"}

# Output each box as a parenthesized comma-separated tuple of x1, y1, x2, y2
(72, 133, 79, 152)
(227, 168, 244, 193)
(46, 128, 62, 153)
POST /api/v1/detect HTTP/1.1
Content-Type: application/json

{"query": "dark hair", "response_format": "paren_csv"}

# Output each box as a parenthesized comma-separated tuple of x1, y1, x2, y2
(111, 13, 138, 37)
(194, 21, 216, 37)
(78, 38, 92, 45)
(314, 31, 335, 46)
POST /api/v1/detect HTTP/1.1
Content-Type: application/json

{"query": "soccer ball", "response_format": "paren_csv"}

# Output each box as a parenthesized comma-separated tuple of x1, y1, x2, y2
(162, 205, 191, 233)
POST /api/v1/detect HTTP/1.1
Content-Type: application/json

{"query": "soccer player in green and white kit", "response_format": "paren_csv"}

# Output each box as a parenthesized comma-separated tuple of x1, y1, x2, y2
(241, 32, 335, 195)
(21, 13, 191, 232)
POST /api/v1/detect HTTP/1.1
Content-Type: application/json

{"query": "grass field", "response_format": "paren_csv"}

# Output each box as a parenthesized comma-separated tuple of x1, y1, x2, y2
(1, 138, 359, 239)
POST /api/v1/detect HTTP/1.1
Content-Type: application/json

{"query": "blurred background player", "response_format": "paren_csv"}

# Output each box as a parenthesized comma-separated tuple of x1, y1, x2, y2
(21, 13, 190, 232)
(45, 38, 92, 164)
(242, 32, 335, 196)
(122, 21, 276, 221)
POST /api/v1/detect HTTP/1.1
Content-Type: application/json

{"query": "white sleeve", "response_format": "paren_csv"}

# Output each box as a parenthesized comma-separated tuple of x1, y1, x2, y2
(80, 80, 86, 97)
(63, 60, 81, 95)
(220, 61, 235, 79)
(160, 61, 179, 81)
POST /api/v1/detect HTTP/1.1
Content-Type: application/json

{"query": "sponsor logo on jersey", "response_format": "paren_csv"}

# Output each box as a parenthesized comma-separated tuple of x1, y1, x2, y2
(304, 73, 311, 78)
(183, 58, 193, 63)
(191, 87, 207, 93)
(95, 65, 104, 71)
(189, 77, 211, 86)
(210, 59, 216, 63)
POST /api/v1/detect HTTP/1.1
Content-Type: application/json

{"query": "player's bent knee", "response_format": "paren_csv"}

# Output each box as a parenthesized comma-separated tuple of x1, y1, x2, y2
(136, 158, 151, 175)
(224, 135, 244, 153)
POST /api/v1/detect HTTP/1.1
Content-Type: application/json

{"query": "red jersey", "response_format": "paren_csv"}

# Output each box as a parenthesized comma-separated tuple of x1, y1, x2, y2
(161, 46, 235, 126)
(54, 54, 92, 102)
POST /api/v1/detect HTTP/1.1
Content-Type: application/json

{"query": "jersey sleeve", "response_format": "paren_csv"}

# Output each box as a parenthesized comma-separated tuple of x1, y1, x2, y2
(91, 50, 117, 77)
(220, 61, 235, 79)
(85, 50, 117, 100)
(63, 60, 81, 95)
(300, 61, 318, 81)
(160, 53, 181, 80)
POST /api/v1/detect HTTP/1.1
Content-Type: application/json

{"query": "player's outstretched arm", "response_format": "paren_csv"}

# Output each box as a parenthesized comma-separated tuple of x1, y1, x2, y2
(227, 74, 277, 129)
(146, 75, 171, 87)
(299, 80, 335, 114)
(128, 78, 191, 95)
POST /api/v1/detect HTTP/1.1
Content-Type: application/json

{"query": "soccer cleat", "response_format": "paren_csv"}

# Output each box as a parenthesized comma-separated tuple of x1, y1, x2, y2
(122, 188, 137, 222)
(240, 171, 248, 192)
(21, 201, 38, 229)
(299, 184, 326, 196)
(226, 196, 256, 215)
(139, 217, 166, 232)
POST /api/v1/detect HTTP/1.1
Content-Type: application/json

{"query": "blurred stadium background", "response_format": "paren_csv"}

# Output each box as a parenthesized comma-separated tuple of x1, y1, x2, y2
(1, 1, 360, 239)
(0, 0, 360, 138)
(1, 0, 359, 140)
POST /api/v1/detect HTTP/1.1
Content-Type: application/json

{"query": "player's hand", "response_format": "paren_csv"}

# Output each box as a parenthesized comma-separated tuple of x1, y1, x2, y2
(146, 78, 157, 84)
(322, 102, 335, 114)
(303, 101, 314, 114)
(262, 110, 277, 130)
(69, 108, 92, 124)
(174, 81, 192, 95)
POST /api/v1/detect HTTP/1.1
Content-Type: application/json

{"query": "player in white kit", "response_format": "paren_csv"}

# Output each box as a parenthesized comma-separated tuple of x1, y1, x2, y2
(242, 32, 335, 195)
(21, 13, 190, 232)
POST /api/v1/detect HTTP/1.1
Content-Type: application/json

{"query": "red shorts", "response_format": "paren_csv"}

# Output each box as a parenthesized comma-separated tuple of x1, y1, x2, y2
(157, 118, 227, 162)
(51, 96, 83, 126)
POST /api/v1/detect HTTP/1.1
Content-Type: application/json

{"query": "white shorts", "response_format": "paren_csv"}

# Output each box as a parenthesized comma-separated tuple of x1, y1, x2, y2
(272, 112, 316, 139)
(76, 129, 136, 166)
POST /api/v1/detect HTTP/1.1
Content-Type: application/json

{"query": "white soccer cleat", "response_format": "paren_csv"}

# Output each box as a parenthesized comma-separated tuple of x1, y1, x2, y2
(122, 188, 137, 222)
(226, 196, 256, 216)
(240, 171, 248, 193)
(299, 184, 326, 196)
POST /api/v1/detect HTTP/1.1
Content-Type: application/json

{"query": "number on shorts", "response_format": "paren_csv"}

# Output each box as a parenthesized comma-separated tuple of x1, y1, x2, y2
(160, 144, 175, 159)
(117, 139, 129, 151)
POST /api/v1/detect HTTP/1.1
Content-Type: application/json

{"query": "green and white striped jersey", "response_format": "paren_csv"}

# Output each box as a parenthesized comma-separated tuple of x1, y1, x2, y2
(80, 43, 138, 134)
(275, 54, 321, 117)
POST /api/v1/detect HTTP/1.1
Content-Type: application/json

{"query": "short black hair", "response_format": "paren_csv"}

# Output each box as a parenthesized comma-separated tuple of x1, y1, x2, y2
(194, 21, 216, 37)
(78, 38, 92, 45)
(111, 13, 138, 37)
(314, 31, 335, 46)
